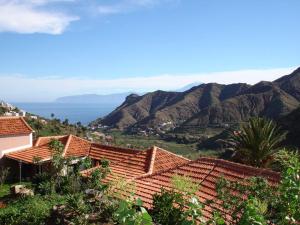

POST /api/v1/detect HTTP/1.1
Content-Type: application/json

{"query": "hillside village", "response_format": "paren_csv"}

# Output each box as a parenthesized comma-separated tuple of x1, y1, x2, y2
(0, 116, 299, 224)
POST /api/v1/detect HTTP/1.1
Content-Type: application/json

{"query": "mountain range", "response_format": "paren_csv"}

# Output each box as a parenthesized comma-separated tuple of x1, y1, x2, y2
(96, 67, 300, 132)
(55, 83, 202, 105)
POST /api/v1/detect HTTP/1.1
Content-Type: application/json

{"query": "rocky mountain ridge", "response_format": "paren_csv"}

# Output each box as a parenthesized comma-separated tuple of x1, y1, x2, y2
(95, 68, 300, 133)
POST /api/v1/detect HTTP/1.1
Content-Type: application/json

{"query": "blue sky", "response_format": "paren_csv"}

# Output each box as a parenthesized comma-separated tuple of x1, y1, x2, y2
(0, 0, 299, 101)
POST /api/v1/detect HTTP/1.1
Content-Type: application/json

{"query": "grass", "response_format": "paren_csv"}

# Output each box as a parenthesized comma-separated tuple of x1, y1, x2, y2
(0, 182, 32, 198)
(106, 131, 220, 160)
(0, 184, 10, 198)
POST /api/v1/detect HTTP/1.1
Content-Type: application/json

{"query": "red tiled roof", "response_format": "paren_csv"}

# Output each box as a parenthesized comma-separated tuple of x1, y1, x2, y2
(5, 135, 90, 163)
(34, 135, 69, 147)
(89, 143, 144, 163)
(82, 145, 189, 181)
(151, 147, 190, 173)
(64, 135, 91, 157)
(130, 157, 280, 221)
(83, 144, 151, 181)
(0, 117, 33, 136)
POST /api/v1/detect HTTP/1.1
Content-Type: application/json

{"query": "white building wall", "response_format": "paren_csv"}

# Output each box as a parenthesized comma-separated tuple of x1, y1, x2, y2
(0, 133, 33, 158)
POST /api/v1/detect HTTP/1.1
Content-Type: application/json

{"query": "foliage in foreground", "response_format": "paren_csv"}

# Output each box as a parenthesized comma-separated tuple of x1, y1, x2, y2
(227, 117, 286, 167)
(152, 174, 205, 225)
(1, 124, 299, 225)
(0, 195, 66, 225)
(211, 149, 300, 225)
(114, 197, 152, 225)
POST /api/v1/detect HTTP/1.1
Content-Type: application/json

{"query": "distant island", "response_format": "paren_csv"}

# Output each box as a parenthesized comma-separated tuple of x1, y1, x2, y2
(55, 92, 133, 104)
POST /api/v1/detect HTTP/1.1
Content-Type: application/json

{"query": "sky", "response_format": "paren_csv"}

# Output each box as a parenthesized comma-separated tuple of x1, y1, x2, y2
(0, 0, 299, 102)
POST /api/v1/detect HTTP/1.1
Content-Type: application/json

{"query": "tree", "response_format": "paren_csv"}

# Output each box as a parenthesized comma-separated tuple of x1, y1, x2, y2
(48, 139, 66, 193)
(227, 117, 286, 167)
(62, 118, 69, 126)
(50, 113, 55, 119)
(210, 150, 300, 225)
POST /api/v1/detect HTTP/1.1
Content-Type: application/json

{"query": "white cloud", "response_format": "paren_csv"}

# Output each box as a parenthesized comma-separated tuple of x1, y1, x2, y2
(0, 67, 296, 102)
(97, 0, 178, 15)
(0, 0, 78, 34)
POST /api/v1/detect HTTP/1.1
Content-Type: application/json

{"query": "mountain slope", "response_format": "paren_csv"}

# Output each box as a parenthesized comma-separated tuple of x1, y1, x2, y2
(277, 106, 300, 147)
(96, 68, 300, 131)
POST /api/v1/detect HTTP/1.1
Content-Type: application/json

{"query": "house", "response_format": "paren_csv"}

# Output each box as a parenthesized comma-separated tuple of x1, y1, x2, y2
(82, 145, 189, 182)
(0, 116, 281, 222)
(0, 117, 34, 159)
(19, 110, 26, 117)
(5, 134, 91, 179)
(130, 157, 280, 222)
(81, 147, 280, 223)
(0, 116, 91, 180)
(0, 116, 189, 181)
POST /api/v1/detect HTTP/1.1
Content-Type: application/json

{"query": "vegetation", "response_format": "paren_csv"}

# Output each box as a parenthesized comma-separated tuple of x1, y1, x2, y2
(105, 131, 218, 160)
(152, 175, 204, 225)
(0, 195, 67, 225)
(0, 166, 10, 186)
(0, 117, 299, 224)
(0, 106, 8, 115)
(210, 149, 300, 225)
(227, 117, 286, 167)
(114, 197, 152, 225)
(25, 116, 87, 138)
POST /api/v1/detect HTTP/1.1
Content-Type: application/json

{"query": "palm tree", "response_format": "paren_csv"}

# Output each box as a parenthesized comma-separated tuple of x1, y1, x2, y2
(227, 117, 286, 168)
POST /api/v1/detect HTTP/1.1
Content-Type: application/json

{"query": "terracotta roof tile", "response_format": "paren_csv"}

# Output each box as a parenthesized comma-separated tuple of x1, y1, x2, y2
(5, 135, 90, 163)
(128, 157, 280, 221)
(0, 117, 33, 136)
(83, 145, 189, 181)
(34, 135, 68, 146)
(89, 143, 144, 163)
(64, 135, 91, 157)
(151, 146, 190, 172)
(82, 144, 151, 180)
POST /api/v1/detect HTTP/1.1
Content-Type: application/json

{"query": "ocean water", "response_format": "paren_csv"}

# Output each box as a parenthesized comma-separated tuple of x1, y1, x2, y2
(13, 102, 117, 125)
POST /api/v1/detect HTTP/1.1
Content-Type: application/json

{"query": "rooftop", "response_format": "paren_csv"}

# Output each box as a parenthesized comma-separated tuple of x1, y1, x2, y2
(130, 157, 280, 221)
(82, 145, 190, 181)
(0, 117, 33, 136)
(5, 135, 91, 163)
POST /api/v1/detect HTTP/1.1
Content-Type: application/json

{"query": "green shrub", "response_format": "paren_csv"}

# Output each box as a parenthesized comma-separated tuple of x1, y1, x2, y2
(0, 195, 66, 225)
(152, 174, 204, 225)
(210, 149, 300, 225)
(113, 197, 152, 225)
(63, 193, 91, 225)
(152, 188, 185, 225)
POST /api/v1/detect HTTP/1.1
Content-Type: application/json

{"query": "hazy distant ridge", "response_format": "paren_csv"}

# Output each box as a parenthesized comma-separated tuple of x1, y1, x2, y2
(56, 93, 132, 104)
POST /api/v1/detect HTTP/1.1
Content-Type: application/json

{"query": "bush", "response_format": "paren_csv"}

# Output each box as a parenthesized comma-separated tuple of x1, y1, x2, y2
(114, 197, 152, 225)
(0, 195, 66, 225)
(0, 166, 10, 186)
(152, 188, 185, 225)
(152, 174, 204, 225)
(210, 149, 300, 225)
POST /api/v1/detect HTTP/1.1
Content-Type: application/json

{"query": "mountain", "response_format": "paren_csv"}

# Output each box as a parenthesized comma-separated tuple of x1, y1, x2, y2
(55, 92, 133, 105)
(277, 106, 300, 147)
(175, 82, 203, 92)
(95, 68, 300, 132)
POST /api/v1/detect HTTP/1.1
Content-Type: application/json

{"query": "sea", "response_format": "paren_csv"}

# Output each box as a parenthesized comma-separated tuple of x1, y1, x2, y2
(13, 102, 117, 126)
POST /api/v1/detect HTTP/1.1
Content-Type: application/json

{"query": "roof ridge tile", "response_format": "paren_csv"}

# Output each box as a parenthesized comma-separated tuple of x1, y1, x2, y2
(147, 146, 157, 174)
(197, 157, 279, 179)
(154, 146, 190, 161)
